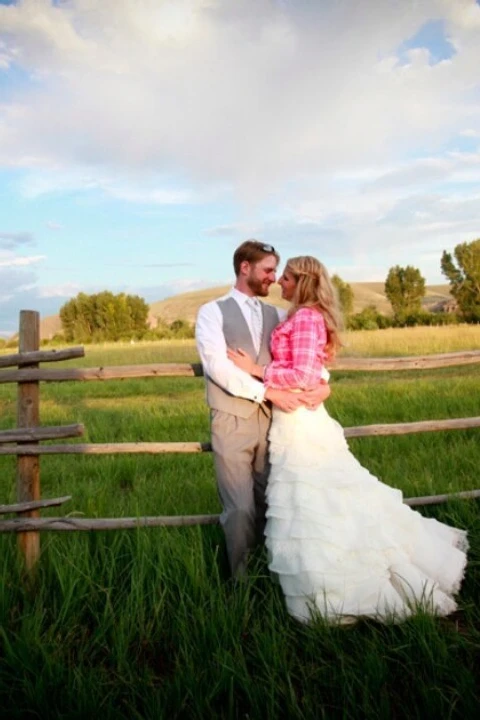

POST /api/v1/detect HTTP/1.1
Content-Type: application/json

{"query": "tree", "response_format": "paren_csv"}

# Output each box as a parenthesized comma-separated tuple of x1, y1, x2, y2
(331, 274, 354, 317)
(441, 238, 480, 322)
(170, 318, 195, 338)
(385, 265, 426, 318)
(60, 291, 149, 342)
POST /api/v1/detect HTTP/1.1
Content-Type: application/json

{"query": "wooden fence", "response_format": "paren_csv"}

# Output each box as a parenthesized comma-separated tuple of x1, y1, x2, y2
(1, 310, 480, 570)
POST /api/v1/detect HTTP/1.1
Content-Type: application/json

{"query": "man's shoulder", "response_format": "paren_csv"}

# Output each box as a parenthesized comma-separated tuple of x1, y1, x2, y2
(198, 292, 232, 313)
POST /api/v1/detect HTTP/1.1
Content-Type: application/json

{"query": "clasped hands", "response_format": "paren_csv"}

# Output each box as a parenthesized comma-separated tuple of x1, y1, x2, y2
(227, 347, 331, 412)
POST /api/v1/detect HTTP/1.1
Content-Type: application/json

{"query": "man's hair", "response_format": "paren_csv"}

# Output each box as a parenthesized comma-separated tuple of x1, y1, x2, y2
(233, 239, 280, 276)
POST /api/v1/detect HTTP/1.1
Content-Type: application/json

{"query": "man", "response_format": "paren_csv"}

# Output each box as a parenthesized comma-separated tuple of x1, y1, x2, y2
(195, 240, 331, 576)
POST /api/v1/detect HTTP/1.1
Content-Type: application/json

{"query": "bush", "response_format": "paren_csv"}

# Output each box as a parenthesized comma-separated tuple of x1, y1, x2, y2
(393, 311, 460, 328)
(40, 333, 67, 347)
(347, 306, 393, 331)
(169, 319, 195, 339)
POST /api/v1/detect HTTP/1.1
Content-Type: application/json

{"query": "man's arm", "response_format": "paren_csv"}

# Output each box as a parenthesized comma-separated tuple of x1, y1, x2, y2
(195, 301, 266, 403)
(265, 387, 319, 412)
(298, 382, 331, 409)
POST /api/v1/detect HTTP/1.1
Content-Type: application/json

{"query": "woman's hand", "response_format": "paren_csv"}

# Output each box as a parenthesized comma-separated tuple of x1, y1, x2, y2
(227, 347, 260, 377)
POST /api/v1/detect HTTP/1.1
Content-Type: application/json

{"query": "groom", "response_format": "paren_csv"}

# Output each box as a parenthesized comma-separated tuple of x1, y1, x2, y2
(195, 240, 331, 576)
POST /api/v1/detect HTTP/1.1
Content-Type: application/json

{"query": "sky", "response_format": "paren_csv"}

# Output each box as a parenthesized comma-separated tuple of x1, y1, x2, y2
(1, 0, 480, 336)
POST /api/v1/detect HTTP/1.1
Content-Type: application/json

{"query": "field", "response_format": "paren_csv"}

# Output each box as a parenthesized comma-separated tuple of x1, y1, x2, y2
(0, 326, 479, 718)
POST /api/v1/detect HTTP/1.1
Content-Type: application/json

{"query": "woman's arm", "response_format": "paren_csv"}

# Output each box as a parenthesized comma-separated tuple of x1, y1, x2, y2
(226, 348, 264, 379)
(264, 308, 327, 389)
(226, 309, 327, 390)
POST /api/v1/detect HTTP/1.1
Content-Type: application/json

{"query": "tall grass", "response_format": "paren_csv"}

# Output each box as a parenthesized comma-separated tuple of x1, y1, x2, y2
(342, 324, 480, 357)
(2, 324, 479, 366)
(0, 330, 479, 718)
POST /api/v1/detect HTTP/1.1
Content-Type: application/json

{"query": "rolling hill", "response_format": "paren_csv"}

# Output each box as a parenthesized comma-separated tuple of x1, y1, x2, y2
(36, 282, 452, 340)
(148, 282, 452, 325)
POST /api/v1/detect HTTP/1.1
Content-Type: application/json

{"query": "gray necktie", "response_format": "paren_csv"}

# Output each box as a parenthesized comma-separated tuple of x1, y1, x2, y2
(247, 297, 263, 354)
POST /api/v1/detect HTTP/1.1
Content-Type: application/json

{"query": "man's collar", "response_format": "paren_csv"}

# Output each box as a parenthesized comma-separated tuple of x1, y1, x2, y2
(231, 287, 255, 305)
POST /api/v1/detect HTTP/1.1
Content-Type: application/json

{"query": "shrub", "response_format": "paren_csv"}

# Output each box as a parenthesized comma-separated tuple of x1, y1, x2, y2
(347, 305, 393, 331)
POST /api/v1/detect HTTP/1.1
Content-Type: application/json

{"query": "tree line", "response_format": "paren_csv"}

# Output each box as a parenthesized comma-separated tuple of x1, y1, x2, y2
(25, 236, 476, 345)
(335, 237, 480, 330)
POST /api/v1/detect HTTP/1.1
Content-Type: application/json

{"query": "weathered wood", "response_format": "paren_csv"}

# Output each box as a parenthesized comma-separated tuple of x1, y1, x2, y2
(1, 349, 479, 384)
(344, 416, 480, 438)
(0, 441, 212, 455)
(0, 423, 84, 444)
(16, 311, 41, 569)
(404, 489, 480, 506)
(332, 350, 480, 371)
(0, 363, 203, 384)
(0, 514, 221, 532)
(0, 346, 84, 369)
(1, 487, 479, 532)
(1, 416, 478, 457)
(0, 496, 72, 515)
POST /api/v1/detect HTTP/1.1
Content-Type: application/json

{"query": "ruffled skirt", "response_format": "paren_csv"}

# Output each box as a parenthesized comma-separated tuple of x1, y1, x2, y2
(265, 405, 468, 624)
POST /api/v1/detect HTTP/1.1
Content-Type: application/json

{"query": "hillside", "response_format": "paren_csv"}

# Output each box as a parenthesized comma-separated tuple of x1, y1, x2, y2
(149, 282, 452, 325)
(38, 282, 452, 339)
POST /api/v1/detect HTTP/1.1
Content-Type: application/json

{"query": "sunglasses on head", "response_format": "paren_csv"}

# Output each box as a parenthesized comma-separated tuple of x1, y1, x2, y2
(260, 244, 275, 253)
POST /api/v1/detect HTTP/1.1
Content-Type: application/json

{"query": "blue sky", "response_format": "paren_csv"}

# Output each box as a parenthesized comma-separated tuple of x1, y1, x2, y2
(1, 0, 480, 336)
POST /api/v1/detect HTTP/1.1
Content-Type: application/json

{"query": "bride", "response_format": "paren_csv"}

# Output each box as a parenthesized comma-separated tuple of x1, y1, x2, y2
(227, 255, 468, 625)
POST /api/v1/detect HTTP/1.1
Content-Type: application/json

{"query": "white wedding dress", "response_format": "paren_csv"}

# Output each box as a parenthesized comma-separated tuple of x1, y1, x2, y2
(265, 403, 468, 624)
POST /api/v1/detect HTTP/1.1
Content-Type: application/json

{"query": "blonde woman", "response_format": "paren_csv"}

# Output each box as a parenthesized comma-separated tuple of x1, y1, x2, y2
(228, 256, 467, 624)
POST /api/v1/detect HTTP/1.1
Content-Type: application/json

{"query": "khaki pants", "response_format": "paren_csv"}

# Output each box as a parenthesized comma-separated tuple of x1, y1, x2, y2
(210, 406, 271, 576)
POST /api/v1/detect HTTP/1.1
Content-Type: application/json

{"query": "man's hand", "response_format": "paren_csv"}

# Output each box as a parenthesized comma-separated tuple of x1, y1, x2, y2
(265, 387, 306, 413)
(300, 381, 331, 410)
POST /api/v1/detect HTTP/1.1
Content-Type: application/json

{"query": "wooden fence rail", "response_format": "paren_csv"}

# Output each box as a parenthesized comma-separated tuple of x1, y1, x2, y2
(2, 489, 480, 533)
(1, 310, 479, 570)
(1, 417, 480, 457)
(0, 424, 84, 444)
(1, 349, 480, 385)
(0, 346, 84, 368)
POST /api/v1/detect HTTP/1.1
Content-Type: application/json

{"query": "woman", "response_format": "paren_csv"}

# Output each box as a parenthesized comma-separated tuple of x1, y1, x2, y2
(227, 256, 468, 625)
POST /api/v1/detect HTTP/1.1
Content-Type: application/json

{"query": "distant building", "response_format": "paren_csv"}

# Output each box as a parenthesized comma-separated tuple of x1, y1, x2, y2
(430, 299, 458, 314)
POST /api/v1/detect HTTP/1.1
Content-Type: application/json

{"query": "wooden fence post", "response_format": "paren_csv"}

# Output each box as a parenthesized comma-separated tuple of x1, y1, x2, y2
(16, 310, 41, 569)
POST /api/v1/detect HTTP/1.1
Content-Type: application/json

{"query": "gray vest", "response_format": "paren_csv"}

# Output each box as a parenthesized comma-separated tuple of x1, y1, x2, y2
(205, 297, 280, 419)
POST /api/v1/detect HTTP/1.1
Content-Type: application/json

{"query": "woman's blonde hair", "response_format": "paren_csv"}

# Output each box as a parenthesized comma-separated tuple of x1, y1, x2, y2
(284, 255, 342, 358)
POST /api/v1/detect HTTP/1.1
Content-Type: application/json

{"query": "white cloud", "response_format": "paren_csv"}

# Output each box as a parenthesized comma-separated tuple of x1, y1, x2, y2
(37, 283, 81, 299)
(16, 167, 195, 204)
(0, 254, 45, 268)
(107, 185, 193, 205)
(0, 0, 479, 310)
(0, 0, 479, 201)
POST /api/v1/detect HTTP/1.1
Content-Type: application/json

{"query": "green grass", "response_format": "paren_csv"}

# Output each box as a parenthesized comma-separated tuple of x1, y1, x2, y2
(0, 337, 479, 718)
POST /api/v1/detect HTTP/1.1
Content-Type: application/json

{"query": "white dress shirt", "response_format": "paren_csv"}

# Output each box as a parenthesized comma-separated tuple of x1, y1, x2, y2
(195, 287, 286, 404)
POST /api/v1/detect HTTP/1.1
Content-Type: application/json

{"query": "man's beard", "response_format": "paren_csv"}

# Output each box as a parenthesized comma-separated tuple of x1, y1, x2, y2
(247, 276, 270, 297)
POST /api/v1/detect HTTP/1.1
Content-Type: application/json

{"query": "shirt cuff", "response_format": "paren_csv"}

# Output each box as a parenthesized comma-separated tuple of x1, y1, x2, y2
(251, 383, 266, 403)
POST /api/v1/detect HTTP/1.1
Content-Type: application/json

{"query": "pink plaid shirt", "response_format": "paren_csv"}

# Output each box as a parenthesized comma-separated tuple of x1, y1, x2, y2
(264, 307, 328, 390)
